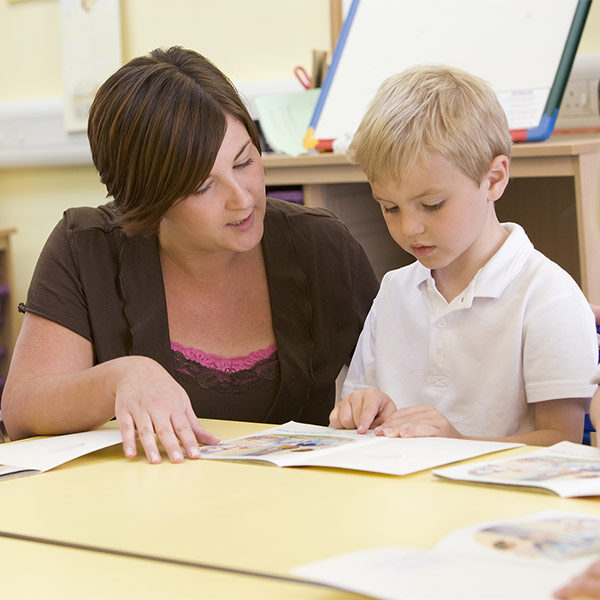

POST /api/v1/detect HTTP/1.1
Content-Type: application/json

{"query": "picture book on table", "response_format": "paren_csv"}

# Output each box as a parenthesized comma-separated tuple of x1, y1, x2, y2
(198, 421, 522, 476)
(0, 429, 122, 480)
(433, 441, 600, 497)
(292, 510, 600, 600)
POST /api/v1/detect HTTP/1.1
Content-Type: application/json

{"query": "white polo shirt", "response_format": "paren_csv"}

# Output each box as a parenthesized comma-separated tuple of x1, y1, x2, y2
(343, 223, 598, 437)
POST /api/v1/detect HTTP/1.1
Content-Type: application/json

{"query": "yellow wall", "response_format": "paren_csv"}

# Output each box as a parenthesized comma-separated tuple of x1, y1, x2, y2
(0, 0, 331, 339)
(578, 0, 600, 53)
(0, 0, 599, 339)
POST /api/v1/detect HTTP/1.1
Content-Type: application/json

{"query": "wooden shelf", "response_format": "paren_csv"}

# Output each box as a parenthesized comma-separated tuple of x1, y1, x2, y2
(263, 135, 600, 300)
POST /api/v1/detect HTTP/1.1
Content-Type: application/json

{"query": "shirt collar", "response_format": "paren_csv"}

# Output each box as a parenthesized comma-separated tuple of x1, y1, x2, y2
(473, 222, 533, 298)
(416, 223, 534, 310)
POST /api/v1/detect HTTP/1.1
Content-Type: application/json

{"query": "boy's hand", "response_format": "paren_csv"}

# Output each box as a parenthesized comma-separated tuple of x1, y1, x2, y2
(329, 389, 396, 433)
(374, 405, 462, 438)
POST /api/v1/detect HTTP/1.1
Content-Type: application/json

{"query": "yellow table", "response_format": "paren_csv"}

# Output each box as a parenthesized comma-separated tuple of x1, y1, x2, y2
(0, 419, 599, 599)
(0, 535, 342, 600)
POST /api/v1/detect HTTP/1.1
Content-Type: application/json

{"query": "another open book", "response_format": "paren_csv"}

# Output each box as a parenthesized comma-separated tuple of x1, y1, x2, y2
(199, 421, 522, 476)
(0, 429, 122, 480)
(292, 510, 600, 600)
(433, 441, 600, 497)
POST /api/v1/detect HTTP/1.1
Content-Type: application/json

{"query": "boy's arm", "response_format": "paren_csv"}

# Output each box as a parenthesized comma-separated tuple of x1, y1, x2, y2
(372, 397, 587, 445)
(482, 397, 587, 445)
(505, 289, 596, 445)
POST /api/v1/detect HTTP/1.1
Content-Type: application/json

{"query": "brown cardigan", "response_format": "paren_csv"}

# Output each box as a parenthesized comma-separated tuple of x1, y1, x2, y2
(20, 198, 379, 425)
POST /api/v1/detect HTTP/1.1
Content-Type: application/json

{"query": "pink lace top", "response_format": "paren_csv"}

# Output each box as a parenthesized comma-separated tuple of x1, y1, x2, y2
(171, 341, 280, 392)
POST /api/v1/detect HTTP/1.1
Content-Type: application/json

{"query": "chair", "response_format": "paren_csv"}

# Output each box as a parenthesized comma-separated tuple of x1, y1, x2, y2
(583, 413, 595, 446)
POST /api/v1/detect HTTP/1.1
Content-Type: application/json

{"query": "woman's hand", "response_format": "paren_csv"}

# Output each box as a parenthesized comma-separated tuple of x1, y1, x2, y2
(554, 559, 600, 598)
(2, 314, 219, 464)
(112, 356, 219, 463)
(329, 388, 397, 433)
(374, 405, 462, 438)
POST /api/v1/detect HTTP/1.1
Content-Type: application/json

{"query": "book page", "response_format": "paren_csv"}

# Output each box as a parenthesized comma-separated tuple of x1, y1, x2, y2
(0, 465, 38, 480)
(435, 510, 600, 565)
(295, 435, 523, 475)
(433, 441, 600, 497)
(292, 511, 598, 600)
(199, 421, 522, 474)
(0, 429, 122, 477)
(198, 422, 378, 467)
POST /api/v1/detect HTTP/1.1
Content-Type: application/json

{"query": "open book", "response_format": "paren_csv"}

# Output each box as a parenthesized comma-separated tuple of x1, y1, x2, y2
(292, 510, 600, 600)
(198, 421, 522, 476)
(433, 441, 600, 497)
(0, 429, 123, 480)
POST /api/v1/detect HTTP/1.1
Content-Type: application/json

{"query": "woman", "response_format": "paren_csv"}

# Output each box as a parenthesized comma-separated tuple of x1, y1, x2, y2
(1, 47, 379, 464)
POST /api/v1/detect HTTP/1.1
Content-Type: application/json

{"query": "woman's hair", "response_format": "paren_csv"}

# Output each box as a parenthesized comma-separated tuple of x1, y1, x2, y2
(88, 46, 261, 235)
(349, 64, 512, 185)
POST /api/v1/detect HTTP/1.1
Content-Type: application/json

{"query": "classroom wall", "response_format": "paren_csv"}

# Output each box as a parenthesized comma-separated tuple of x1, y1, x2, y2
(0, 0, 599, 341)
(578, 0, 600, 54)
(0, 0, 331, 340)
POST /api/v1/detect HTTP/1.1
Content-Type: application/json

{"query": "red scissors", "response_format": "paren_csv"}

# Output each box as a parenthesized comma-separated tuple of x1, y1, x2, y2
(294, 66, 312, 90)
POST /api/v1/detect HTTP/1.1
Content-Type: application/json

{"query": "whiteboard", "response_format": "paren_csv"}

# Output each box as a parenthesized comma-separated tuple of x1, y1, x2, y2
(306, 0, 589, 147)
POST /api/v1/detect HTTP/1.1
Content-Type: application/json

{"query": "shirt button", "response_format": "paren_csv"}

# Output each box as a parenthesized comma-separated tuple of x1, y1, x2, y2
(437, 319, 447, 328)
(434, 352, 444, 364)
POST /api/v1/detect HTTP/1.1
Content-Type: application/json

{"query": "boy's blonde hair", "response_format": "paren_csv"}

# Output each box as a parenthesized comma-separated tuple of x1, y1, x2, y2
(349, 64, 512, 185)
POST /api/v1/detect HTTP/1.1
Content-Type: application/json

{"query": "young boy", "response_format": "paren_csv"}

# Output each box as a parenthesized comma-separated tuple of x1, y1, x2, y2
(329, 65, 598, 445)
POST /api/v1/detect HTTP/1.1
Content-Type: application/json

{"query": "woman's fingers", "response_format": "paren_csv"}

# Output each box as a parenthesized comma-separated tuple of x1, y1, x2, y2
(188, 409, 220, 446)
(117, 411, 138, 458)
(134, 413, 163, 464)
(117, 407, 220, 464)
(113, 357, 219, 463)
